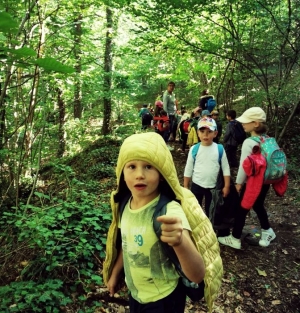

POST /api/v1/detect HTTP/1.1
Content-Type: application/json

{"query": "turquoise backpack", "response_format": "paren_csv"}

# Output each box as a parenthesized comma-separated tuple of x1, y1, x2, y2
(251, 135, 287, 184)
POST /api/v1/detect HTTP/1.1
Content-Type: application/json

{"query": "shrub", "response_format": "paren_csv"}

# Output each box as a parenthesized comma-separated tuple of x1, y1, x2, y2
(0, 189, 111, 312)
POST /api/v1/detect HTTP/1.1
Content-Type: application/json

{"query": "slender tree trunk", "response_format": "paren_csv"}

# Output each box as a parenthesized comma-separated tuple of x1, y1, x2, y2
(57, 88, 66, 158)
(16, 7, 45, 206)
(73, 12, 83, 119)
(0, 4, 34, 150)
(102, 7, 114, 135)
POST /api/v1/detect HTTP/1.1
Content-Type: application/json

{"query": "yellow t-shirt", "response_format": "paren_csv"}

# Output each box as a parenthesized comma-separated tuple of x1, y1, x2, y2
(120, 195, 191, 304)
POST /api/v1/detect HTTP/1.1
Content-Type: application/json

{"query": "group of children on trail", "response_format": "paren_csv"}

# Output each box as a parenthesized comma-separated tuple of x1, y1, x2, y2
(113, 84, 288, 312)
(138, 82, 182, 151)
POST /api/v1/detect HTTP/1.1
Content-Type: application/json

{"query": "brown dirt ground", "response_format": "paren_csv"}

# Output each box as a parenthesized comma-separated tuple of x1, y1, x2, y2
(101, 141, 300, 313)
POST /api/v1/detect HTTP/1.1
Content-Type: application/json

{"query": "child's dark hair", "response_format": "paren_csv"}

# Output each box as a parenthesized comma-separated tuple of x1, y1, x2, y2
(168, 81, 175, 87)
(255, 122, 268, 134)
(227, 110, 236, 119)
(142, 103, 148, 108)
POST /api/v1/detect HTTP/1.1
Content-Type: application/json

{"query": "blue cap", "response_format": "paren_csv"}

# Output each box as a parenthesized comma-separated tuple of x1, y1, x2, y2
(201, 110, 211, 117)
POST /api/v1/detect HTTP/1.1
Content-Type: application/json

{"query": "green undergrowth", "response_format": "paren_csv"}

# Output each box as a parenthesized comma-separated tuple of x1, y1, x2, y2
(0, 136, 128, 312)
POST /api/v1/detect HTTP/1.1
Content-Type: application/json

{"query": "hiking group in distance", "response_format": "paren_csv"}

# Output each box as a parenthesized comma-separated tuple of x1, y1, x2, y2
(106, 81, 288, 313)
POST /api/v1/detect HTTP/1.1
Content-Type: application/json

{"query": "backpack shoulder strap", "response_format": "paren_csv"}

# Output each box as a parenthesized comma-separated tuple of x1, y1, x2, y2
(152, 194, 171, 237)
(192, 142, 201, 162)
(119, 193, 132, 219)
(217, 144, 224, 165)
(152, 195, 188, 279)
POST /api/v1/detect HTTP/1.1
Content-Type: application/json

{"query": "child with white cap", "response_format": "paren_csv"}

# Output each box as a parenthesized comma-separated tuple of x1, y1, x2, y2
(218, 107, 276, 249)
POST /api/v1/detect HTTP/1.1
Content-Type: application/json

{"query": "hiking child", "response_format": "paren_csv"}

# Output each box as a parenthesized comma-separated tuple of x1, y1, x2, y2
(177, 111, 190, 153)
(153, 110, 171, 147)
(103, 132, 223, 313)
(218, 107, 277, 249)
(152, 100, 163, 131)
(184, 118, 231, 216)
(223, 110, 246, 168)
(186, 108, 202, 147)
(138, 104, 153, 130)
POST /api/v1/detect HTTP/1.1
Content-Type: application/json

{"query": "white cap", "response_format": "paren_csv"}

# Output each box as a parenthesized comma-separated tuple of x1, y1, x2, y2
(236, 107, 266, 123)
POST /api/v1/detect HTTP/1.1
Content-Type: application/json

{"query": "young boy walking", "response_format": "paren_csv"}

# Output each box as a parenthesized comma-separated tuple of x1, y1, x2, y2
(223, 110, 243, 168)
(184, 118, 231, 216)
(103, 132, 223, 313)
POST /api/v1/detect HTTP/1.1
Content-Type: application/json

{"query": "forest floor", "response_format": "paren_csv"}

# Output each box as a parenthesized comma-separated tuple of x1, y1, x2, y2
(100, 141, 300, 313)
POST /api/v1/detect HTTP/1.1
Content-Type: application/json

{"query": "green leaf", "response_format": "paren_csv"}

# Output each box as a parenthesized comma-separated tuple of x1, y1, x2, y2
(35, 57, 75, 73)
(39, 292, 52, 302)
(256, 267, 267, 276)
(9, 47, 36, 57)
(0, 12, 18, 34)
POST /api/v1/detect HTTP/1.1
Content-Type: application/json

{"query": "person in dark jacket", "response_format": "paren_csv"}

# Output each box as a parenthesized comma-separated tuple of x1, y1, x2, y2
(223, 110, 239, 167)
(198, 89, 214, 111)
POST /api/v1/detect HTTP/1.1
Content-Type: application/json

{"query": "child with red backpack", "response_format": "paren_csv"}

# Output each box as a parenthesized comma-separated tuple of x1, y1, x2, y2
(218, 107, 287, 249)
(177, 112, 190, 153)
(153, 110, 172, 150)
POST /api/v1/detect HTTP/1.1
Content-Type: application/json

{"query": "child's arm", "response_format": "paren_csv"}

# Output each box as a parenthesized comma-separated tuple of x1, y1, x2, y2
(183, 176, 191, 188)
(222, 175, 230, 197)
(107, 248, 123, 297)
(183, 150, 194, 188)
(156, 215, 205, 284)
(221, 147, 231, 197)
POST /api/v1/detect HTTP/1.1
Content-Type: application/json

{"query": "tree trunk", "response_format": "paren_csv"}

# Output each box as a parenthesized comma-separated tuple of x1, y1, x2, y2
(57, 88, 66, 158)
(102, 7, 114, 135)
(73, 12, 83, 119)
(0, 5, 34, 150)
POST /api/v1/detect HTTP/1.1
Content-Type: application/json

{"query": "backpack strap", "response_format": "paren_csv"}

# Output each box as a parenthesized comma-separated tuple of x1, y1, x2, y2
(152, 194, 191, 281)
(191, 142, 201, 165)
(217, 144, 223, 165)
(119, 193, 132, 219)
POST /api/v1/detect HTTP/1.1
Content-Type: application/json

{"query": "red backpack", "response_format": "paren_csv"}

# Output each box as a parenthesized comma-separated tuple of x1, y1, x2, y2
(182, 120, 191, 133)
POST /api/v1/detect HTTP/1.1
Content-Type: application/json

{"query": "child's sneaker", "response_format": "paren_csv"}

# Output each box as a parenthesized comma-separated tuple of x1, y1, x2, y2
(218, 234, 241, 249)
(259, 228, 276, 247)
